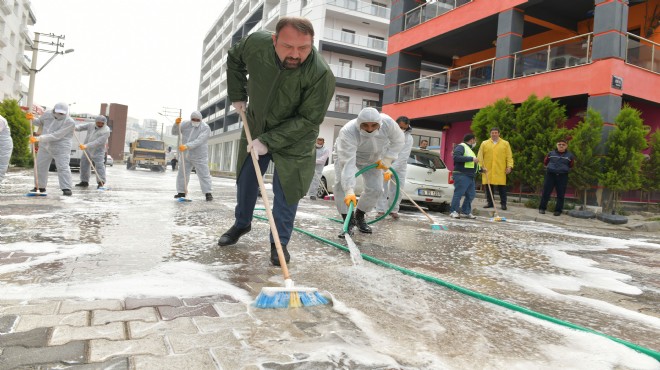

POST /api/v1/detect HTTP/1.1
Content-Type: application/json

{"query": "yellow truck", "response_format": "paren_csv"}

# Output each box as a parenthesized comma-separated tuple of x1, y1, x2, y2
(126, 137, 166, 172)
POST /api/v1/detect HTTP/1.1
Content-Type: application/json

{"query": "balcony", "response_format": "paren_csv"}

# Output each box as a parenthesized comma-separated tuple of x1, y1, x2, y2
(399, 59, 494, 102)
(404, 0, 472, 30)
(326, 0, 390, 20)
(324, 28, 387, 52)
(626, 33, 660, 74)
(329, 64, 385, 85)
(0, 0, 11, 15)
(328, 101, 379, 115)
(513, 34, 591, 77)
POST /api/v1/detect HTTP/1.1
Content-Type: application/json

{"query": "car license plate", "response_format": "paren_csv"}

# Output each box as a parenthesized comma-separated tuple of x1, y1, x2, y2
(418, 189, 442, 197)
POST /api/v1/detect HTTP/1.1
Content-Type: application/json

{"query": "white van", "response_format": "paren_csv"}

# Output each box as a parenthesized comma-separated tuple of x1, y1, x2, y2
(320, 148, 454, 212)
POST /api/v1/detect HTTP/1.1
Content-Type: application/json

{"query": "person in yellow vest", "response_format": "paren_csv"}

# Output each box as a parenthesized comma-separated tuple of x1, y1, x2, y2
(450, 134, 480, 219)
(477, 127, 514, 210)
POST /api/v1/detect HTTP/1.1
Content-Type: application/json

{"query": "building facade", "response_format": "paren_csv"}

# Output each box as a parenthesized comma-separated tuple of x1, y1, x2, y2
(382, 0, 660, 203)
(197, 0, 444, 176)
(0, 0, 35, 102)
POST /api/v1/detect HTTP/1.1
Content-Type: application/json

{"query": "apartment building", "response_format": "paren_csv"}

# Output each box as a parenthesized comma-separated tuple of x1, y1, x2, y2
(0, 0, 35, 102)
(382, 0, 660, 172)
(198, 0, 444, 175)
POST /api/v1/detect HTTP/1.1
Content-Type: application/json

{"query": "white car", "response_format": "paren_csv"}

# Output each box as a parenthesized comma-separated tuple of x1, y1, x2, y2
(105, 154, 113, 166)
(319, 148, 454, 212)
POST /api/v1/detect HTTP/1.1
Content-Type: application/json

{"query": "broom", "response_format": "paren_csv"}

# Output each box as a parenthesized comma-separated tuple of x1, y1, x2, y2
(483, 171, 506, 222)
(236, 109, 328, 308)
(175, 118, 192, 202)
(72, 128, 108, 190)
(26, 113, 46, 196)
(397, 185, 447, 230)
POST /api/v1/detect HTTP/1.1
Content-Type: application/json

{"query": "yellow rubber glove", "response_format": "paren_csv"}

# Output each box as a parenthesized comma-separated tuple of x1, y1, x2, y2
(79, 144, 86, 150)
(26, 113, 34, 120)
(179, 144, 188, 152)
(29, 136, 38, 144)
(376, 157, 394, 170)
(344, 190, 357, 207)
(175, 117, 182, 124)
(383, 170, 392, 182)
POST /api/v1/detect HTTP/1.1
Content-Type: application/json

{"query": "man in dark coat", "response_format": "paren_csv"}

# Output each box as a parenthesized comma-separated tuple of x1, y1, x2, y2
(539, 139, 575, 216)
(217, 17, 335, 267)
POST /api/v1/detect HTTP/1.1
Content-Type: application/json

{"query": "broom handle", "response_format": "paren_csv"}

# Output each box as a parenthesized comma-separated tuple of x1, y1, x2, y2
(239, 110, 291, 280)
(72, 127, 103, 184)
(177, 120, 189, 195)
(483, 171, 501, 218)
(397, 183, 436, 224)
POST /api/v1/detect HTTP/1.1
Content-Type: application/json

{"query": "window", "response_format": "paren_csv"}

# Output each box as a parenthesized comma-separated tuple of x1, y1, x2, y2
(338, 59, 352, 78)
(367, 35, 385, 50)
(362, 99, 379, 109)
(335, 95, 349, 113)
(222, 141, 233, 171)
(366, 64, 382, 73)
(341, 29, 355, 44)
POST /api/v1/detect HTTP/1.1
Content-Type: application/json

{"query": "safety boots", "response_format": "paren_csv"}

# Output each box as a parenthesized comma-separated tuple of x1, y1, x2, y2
(338, 213, 355, 239)
(354, 209, 372, 234)
(75, 182, 89, 187)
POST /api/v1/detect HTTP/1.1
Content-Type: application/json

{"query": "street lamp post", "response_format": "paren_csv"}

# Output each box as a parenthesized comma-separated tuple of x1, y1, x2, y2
(26, 32, 74, 118)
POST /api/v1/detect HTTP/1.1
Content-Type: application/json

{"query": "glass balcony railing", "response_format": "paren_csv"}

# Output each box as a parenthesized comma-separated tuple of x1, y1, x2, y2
(330, 64, 385, 84)
(626, 33, 660, 74)
(324, 28, 387, 52)
(398, 59, 494, 102)
(404, 0, 472, 30)
(327, 0, 390, 19)
(328, 102, 380, 115)
(513, 33, 592, 77)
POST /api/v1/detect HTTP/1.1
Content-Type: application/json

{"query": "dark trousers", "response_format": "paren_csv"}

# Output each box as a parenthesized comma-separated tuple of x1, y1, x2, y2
(234, 154, 299, 245)
(539, 172, 568, 212)
(486, 184, 508, 206)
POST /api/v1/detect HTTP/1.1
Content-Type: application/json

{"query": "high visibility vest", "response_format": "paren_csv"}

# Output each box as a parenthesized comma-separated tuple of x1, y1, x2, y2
(460, 143, 477, 169)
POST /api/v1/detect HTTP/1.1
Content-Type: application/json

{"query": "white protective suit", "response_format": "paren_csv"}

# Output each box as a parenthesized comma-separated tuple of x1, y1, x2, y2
(334, 109, 405, 214)
(171, 111, 212, 194)
(76, 116, 110, 184)
(0, 114, 13, 183)
(32, 103, 75, 191)
(306, 144, 330, 197)
(376, 126, 413, 213)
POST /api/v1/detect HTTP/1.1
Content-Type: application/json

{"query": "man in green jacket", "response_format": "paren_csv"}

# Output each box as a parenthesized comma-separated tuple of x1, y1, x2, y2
(217, 17, 335, 267)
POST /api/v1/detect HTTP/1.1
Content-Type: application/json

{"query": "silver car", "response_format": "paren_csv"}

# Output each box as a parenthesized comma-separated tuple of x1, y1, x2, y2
(319, 148, 454, 212)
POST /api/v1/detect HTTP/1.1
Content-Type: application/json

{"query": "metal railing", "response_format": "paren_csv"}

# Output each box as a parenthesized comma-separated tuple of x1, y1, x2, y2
(626, 33, 659, 74)
(404, 0, 472, 30)
(327, 0, 390, 19)
(398, 58, 494, 102)
(513, 33, 592, 78)
(329, 64, 385, 84)
(324, 28, 387, 52)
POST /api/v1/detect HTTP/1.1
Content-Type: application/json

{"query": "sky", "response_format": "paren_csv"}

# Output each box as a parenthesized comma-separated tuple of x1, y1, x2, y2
(28, 0, 229, 122)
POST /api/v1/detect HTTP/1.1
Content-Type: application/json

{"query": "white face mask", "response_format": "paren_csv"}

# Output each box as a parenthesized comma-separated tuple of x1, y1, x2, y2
(191, 121, 200, 128)
(360, 129, 379, 138)
(53, 112, 66, 120)
(315, 144, 323, 148)
(470, 142, 476, 148)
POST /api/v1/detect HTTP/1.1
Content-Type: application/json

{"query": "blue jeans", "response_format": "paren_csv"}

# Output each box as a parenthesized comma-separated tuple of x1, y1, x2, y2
(450, 172, 476, 214)
(234, 154, 299, 245)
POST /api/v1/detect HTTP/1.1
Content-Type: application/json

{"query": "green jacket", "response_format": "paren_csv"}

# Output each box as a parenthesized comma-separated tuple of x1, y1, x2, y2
(227, 31, 335, 204)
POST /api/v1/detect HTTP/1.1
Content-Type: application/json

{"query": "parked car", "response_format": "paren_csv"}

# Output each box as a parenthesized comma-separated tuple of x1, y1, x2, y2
(105, 154, 113, 166)
(319, 148, 454, 212)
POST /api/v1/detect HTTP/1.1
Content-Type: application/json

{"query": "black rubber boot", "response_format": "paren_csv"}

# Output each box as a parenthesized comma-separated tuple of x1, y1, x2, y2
(270, 243, 290, 267)
(354, 209, 372, 234)
(174, 193, 186, 199)
(338, 214, 355, 239)
(62, 189, 72, 196)
(31, 188, 46, 193)
(75, 182, 89, 187)
(218, 224, 252, 246)
(97, 182, 104, 189)
(205, 193, 213, 201)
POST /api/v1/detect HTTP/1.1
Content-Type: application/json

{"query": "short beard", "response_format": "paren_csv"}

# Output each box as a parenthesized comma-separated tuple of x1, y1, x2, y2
(283, 57, 301, 69)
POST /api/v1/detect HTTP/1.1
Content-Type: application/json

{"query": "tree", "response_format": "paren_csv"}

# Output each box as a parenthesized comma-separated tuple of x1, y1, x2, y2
(602, 105, 649, 213)
(568, 108, 604, 208)
(509, 95, 567, 193)
(470, 98, 516, 145)
(0, 99, 32, 167)
(640, 129, 660, 208)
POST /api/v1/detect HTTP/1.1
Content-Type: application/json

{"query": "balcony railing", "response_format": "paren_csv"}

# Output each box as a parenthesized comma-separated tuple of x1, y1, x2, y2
(513, 33, 592, 77)
(626, 33, 659, 74)
(324, 28, 387, 52)
(329, 64, 385, 84)
(398, 59, 494, 102)
(327, 0, 390, 20)
(404, 0, 472, 30)
(328, 102, 380, 115)
(267, 6, 279, 21)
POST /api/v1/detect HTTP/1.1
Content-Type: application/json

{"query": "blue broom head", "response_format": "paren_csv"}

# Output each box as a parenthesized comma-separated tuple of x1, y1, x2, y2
(255, 287, 329, 309)
(26, 192, 47, 197)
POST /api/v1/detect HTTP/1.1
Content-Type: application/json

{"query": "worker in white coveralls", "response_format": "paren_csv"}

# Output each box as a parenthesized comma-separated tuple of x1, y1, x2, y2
(333, 107, 404, 238)
(172, 111, 213, 201)
(375, 115, 413, 219)
(306, 137, 330, 200)
(75, 115, 111, 189)
(29, 102, 76, 196)
(0, 114, 13, 183)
